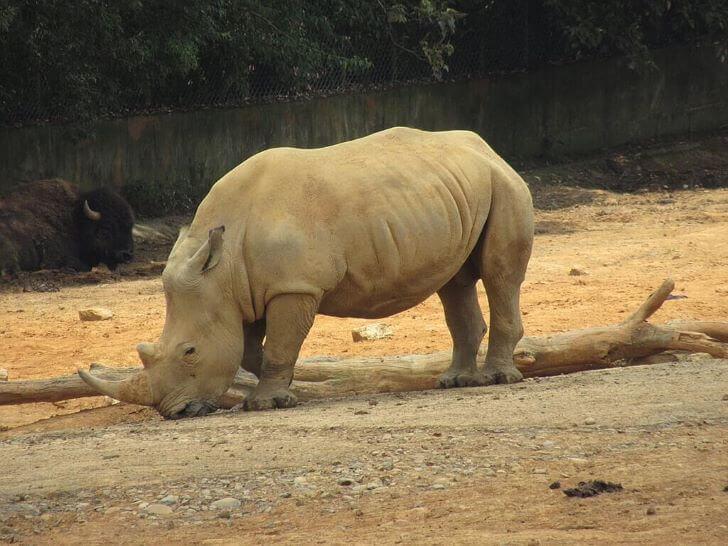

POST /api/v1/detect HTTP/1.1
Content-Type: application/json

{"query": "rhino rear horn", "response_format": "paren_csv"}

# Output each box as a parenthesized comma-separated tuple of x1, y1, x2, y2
(83, 200, 102, 221)
(78, 368, 154, 406)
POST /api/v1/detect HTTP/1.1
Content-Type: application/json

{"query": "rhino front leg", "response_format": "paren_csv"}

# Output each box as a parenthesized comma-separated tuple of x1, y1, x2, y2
(241, 319, 266, 378)
(242, 293, 318, 411)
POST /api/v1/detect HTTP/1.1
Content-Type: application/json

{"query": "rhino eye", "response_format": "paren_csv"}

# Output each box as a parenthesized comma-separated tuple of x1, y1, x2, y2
(184, 347, 196, 356)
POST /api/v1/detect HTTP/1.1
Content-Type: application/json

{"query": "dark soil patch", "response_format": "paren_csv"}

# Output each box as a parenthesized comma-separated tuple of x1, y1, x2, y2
(0, 261, 166, 293)
(563, 480, 623, 498)
(523, 129, 728, 210)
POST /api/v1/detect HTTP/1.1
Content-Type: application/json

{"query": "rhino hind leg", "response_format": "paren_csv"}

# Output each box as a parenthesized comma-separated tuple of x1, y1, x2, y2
(242, 293, 318, 411)
(436, 275, 489, 388)
(478, 181, 534, 385)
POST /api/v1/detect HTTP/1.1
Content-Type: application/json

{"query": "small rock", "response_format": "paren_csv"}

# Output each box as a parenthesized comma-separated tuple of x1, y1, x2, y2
(431, 484, 446, 490)
(646, 505, 657, 515)
(14, 503, 40, 516)
(0, 369, 7, 381)
(351, 323, 394, 342)
(568, 457, 589, 466)
(293, 476, 309, 488)
(584, 417, 597, 425)
(78, 307, 113, 321)
(145, 504, 174, 517)
(722, 394, 728, 401)
(365, 480, 383, 490)
(549, 481, 561, 490)
(533, 468, 547, 474)
(210, 498, 241, 511)
(159, 495, 178, 506)
(569, 267, 587, 276)
(338, 478, 355, 486)
(354, 410, 369, 415)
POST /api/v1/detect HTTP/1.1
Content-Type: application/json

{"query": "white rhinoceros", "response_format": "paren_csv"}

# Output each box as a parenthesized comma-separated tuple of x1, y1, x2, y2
(79, 127, 534, 418)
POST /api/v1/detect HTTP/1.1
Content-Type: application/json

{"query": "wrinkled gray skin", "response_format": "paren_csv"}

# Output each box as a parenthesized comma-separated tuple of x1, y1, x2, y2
(79, 127, 534, 419)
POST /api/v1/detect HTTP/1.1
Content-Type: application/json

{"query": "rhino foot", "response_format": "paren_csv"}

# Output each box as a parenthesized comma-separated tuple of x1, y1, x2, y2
(242, 389, 298, 411)
(482, 365, 523, 385)
(436, 370, 489, 389)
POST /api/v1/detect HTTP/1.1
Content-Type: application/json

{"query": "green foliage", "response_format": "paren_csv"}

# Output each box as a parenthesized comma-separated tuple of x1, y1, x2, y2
(0, 1, 464, 124)
(0, 1, 725, 125)
(543, 0, 728, 68)
(381, 1, 464, 79)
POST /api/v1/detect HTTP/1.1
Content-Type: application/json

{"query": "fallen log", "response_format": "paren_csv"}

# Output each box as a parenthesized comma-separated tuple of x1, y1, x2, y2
(1, 278, 726, 408)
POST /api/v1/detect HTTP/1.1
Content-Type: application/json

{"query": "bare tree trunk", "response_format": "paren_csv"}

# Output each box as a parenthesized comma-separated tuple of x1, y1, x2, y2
(1, 279, 726, 408)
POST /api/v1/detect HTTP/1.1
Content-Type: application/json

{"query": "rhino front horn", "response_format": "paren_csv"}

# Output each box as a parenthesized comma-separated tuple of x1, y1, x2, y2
(83, 199, 102, 221)
(78, 368, 154, 406)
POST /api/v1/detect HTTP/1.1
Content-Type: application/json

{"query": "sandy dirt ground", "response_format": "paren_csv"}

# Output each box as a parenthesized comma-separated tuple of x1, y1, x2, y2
(1, 133, 728, 544)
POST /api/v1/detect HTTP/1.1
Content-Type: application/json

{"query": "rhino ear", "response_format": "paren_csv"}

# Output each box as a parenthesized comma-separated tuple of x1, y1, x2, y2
(188, 226, 225, 273)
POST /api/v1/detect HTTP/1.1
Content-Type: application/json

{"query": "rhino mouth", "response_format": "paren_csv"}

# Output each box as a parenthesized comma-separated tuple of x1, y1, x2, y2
(164, 400, 219, 420)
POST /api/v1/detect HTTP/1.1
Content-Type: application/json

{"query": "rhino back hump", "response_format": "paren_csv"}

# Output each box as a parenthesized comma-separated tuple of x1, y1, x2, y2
(230, 129, 496, 316)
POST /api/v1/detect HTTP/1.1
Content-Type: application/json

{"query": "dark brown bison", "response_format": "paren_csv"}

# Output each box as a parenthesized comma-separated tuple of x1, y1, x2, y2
(0, 179, 135, 275)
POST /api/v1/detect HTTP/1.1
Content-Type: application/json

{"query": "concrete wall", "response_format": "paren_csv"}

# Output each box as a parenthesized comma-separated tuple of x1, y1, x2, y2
(1, 45, 727, 215)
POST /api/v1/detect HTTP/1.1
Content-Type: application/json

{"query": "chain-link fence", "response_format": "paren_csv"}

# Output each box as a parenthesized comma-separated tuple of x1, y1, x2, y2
(2, 0, 718, 127)
(0, 43, 502, 127)
(0, 1, 569, 127)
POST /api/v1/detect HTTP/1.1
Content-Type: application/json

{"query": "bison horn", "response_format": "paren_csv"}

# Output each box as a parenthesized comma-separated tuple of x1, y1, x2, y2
(78, 368, 154, 406)
(83, 200, 102, 221)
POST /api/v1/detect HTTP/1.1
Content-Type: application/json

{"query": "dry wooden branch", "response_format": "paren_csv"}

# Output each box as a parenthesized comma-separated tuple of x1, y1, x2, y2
(1, 278, 726, 408)
(664, 321, 728, 342)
